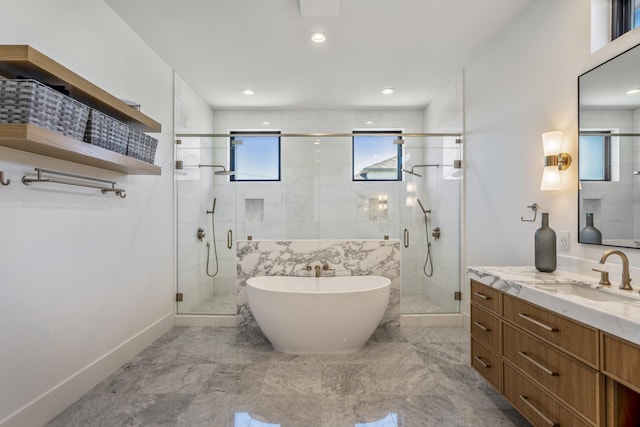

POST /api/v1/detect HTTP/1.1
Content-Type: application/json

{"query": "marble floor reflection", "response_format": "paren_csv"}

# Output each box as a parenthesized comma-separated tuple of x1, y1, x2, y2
(46, 326, 531, 427)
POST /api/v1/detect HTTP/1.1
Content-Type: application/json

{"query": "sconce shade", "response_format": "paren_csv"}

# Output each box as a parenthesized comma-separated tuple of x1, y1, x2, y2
(541, 166, 561, 191)
(542, 131, 562, 156)
(540, 131, 571, 191)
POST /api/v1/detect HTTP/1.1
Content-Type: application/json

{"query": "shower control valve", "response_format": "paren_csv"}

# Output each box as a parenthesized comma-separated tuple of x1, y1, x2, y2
(197, 227, 206, 242)
(432, 227, 441, 241)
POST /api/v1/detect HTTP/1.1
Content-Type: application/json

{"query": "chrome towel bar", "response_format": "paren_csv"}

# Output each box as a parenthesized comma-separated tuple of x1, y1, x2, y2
(22, 168, 126, 198)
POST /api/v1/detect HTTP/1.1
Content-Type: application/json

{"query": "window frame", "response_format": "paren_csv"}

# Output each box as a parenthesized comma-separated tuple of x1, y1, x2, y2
(351, 130, 403, 182)
(229, 130, 281, 182)
(611, 0, 639, 40)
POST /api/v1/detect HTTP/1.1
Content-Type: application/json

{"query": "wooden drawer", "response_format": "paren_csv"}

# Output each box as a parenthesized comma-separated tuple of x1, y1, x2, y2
(471, 304, 500, 352)
(502, 323, 601, 423)
(602, 333, 640, 394)
(503, 362, 592, 427)
(503, 294, 599, 367)
(470, 280, 501, 315)
(471, 337, 502, 392)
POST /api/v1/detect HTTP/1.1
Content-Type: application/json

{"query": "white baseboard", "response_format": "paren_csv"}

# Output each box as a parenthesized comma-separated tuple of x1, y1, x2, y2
(1, 312, 174, 427)
(400, 313, 464, 327)
(174, 315, 237, 327)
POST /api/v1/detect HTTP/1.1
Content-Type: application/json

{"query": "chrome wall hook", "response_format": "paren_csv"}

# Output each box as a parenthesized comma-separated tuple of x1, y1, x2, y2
(0, 171, 10, 186)
(520, 203, 539, 222)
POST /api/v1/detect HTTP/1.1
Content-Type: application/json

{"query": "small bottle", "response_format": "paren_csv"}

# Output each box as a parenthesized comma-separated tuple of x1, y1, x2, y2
(535, 212, 556, 272)
(579, 212, 602, 245)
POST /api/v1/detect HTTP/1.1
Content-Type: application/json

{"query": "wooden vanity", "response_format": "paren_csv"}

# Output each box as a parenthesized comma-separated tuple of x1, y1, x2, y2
(470, 278, 640, 426)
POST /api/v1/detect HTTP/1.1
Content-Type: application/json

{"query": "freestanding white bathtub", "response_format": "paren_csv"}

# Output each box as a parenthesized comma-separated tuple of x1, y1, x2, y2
(246, 275, 391, 354)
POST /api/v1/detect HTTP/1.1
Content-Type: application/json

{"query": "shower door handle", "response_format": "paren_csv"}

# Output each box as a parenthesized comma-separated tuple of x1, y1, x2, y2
(227, 230, 233, 249)
(403, 229, 409, 248)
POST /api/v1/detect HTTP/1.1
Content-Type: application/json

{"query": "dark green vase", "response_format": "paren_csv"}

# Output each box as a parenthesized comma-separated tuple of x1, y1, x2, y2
(535, 213, 556, 272)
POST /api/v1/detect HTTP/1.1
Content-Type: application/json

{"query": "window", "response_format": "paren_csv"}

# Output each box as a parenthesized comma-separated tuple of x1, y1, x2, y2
(230, 131, 281, 181)
(352, 130, 402, 181)
(579, 132, 611, 181)
(611, 0, 640, 40)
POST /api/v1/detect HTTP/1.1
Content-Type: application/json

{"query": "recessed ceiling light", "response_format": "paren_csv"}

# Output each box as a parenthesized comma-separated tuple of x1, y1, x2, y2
(365, 120, 374, 125)
(626, 88, 640, 95)
(262, 121, 270, 125)
(310, 32, 327, 43)
(242, 89, 254, 95)
(381, 88, 395, 95)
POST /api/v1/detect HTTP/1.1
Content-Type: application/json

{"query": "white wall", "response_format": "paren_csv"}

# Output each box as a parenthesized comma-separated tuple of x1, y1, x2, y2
(0, 1, 175, 425)
(464, 0, 640, 318)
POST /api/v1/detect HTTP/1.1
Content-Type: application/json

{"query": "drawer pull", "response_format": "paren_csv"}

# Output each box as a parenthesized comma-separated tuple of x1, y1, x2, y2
(518, 351, 558, 376)
(474, 355, 491, 368)
(473, 321, 490, 332)
(519, 395, 559, 427)
(518, 313, 558, 332)
(473, 292, 491, 300)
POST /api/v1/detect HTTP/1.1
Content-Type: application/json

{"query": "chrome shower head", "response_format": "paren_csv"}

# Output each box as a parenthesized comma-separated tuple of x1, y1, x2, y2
(403, 169, 422, 178)
(199, 164, 236, 175)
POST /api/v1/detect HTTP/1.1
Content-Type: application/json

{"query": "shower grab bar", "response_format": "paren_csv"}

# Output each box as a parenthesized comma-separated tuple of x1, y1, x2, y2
(22, 168, 126, 198)
(227, 230, 233, 249)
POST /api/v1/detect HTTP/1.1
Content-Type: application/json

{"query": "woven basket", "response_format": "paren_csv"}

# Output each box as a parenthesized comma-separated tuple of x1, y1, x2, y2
(58, 96, 90, 140)
(128, 128, 158, 164)
(0, 79, 90, 139)
(0, 79, 64, 133)
(84, 109, 129, 154)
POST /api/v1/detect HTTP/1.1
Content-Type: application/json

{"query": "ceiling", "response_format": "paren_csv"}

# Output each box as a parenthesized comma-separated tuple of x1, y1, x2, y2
(105, 0, 532, 110)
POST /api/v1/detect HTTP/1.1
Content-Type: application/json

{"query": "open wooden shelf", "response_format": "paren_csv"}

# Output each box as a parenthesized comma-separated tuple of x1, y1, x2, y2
(0, 124, 161, 175)
(0, 45, 161, 132)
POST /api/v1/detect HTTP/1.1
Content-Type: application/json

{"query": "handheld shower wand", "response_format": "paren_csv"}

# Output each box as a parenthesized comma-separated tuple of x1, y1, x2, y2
(416, 198, 434, 277)
(416, 198, 431, 215)
(205, 198, 219, 277)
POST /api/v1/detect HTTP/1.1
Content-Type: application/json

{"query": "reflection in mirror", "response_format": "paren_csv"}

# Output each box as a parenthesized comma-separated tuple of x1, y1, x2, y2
(579, 42, 640, 249)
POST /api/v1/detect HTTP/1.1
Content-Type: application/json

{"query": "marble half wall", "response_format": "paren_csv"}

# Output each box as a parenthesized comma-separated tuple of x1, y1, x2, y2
(236, 240, 401, 328)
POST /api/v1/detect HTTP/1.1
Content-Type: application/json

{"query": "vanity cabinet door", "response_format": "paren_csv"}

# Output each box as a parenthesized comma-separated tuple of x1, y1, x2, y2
(503, 294, 599, 367)
(502, 323, 602, 424)
(471, 304, 500, 352)
(471, 280, 501, 315)
(503, 363, 592, 427)
(601, 333, 640, 394)
(471, 337, 502, 392)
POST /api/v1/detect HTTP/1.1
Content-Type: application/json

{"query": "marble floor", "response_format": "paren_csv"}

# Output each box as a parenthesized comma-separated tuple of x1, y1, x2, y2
(46, 326, 531, 427)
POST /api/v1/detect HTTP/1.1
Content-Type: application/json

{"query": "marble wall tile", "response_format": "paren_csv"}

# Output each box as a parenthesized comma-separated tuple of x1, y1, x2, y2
(236, 239, 401, 330)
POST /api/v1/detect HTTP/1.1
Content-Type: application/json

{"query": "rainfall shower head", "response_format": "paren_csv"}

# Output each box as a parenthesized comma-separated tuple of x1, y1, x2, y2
(199, 164, 236, 176)
(404, 164, 440, 178)
(402, 169, 422, 178)
(214, 170, 235, 176)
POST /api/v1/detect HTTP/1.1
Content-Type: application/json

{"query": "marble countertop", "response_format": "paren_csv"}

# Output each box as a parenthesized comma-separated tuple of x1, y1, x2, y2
(467, 266, 640, 345)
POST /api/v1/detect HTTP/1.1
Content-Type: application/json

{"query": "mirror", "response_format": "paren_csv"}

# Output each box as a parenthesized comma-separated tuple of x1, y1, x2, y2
(578, 43, 640, 249)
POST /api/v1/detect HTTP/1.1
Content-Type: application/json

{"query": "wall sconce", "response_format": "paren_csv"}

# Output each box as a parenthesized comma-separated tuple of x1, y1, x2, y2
(540, 131, 572, 191)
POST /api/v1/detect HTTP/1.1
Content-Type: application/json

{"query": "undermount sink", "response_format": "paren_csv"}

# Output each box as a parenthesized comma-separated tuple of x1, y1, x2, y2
(536, 282, 639, 303)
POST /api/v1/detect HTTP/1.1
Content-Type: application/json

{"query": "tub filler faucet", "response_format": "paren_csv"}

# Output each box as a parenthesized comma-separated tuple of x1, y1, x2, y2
(305, 262, 331, 277)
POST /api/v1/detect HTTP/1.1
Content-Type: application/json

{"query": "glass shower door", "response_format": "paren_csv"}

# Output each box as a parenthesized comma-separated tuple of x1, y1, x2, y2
(176, 136, 237, 315)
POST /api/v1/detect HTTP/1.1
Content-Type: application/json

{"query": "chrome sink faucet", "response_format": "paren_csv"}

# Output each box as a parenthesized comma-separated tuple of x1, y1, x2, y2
(599, 249, 633, 290)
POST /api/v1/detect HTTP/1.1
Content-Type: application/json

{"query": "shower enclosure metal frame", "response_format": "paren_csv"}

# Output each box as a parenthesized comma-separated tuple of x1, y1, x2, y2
(175, 131, 463, 316)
